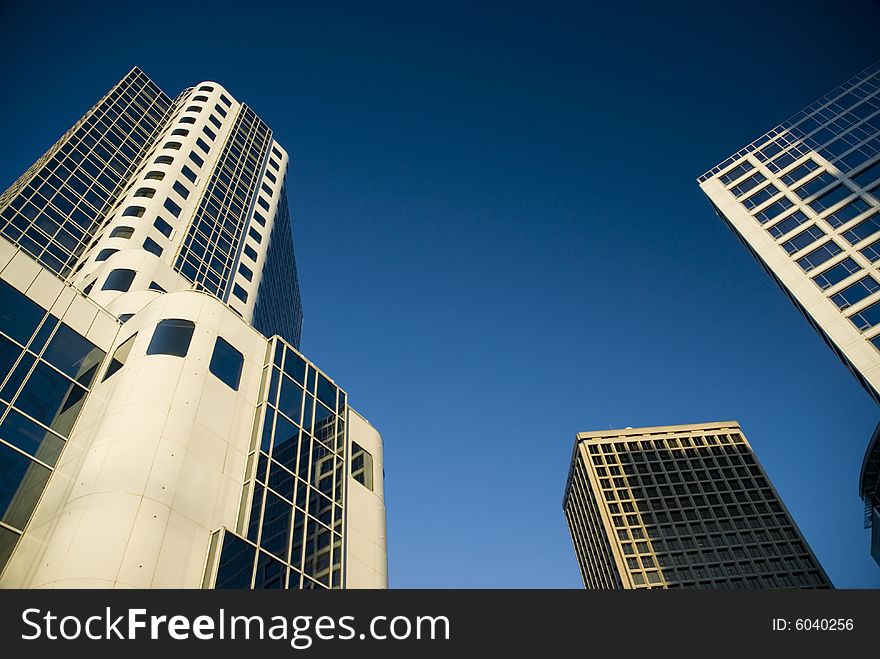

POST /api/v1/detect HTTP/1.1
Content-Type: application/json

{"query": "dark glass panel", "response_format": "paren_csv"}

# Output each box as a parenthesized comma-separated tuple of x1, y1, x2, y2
(214, 532, 255, 589)
(146, 319, 195, 357)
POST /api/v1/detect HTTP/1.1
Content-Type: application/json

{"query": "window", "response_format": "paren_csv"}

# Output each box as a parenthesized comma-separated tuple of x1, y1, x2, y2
(163, 198, 182, 217)
(102, 332, 137, 381)
(809, 184, 854, 213)
(797, 241, 843, 272)
(265, 170, 276, 184)
(232, 284, 248, 303)
(209, 115, 222, 129)
(253, 211, 266, 226)
(729, 172, 766, 198)
(239, 263, 253, 281)
(742, 184, 779, 210)
(248, 228, 262, 243)
(198, 85, 214, 92)
(271, 146, 282, 159)
(143, 237, 163, 257)
(220, 93, 232, 107)
(214, 104, 227, 117)
(841, 213, 880, 245)
(102, 269, 136, 292)
(171, 128, 189, 137)
(779, 159, 819, 186)
(268, 158, 280, 171)
(831, 276, 880, 310)
(153, 217, 173, 237)
(209, 336, 243, 390)
(849, 300, 880, 331)
(813, 257, 860, 290)
(261, 183, 273, 196)
(754, 197, 793, 224)
(793, 172, 836, 199)
(145, 171, 165, 181)
(134, 187, 155, 198)
(243, 245, 258, 261)
(186, 105, 202, 113)
(852, 160, 880, 189)
(149, 281, 166, 292)
(193, 95, 209, 102)
(147, 319, 195, 357)
(351, 442, 374, 491)
(861, 241, 880, 263)
(824, 197, 871, 227)
(202, 126, 216, 141)
(122, 205, 145, 218)
(767, 211, 809, 239)
(781, 225, 825, 254)
(173, 181, 190, 200)
(179, 116, 196, 125)
(189, 151, 204, 167)
(181, 165, 197, 183)
(95, 248, 118, 261)
(257, 197, 270, 211)
(110, 226, 134, 239)
(163, 142, 182, 151)
(154, 155, 174, 165)
(118, 314, 134, 323)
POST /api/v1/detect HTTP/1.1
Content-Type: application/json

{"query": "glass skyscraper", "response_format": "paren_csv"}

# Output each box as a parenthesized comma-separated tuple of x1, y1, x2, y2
(0, 67, 386, 589)
(563, 422, 831, 589)
(699, 61, 880, 405)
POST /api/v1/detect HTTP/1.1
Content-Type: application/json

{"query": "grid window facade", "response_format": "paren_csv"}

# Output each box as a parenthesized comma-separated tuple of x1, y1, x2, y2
(0, 281, 107, 572)
(211, 338, 348, 589)
(563, 423, 832, 590)
(0, 68, 173, 277)
(175, 105, 272, 299)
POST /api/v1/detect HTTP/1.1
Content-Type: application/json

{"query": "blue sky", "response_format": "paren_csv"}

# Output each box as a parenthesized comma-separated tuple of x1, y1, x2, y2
(1, 0, 879, 587)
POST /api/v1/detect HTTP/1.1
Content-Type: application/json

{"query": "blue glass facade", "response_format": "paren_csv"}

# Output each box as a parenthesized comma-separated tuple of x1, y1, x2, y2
(0, 68, 173, 277)
(0, 281, 108, 572)
(251, 189, 304, 348)
(211, 337, 346, 589)
(175, 105, 272, 299)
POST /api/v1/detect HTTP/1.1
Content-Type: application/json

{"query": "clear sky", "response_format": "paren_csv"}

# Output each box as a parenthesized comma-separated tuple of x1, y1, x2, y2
(1, 0, 879, 588)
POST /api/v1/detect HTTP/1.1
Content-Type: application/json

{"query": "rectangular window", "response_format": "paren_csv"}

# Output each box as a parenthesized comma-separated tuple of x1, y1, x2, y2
(243, 245, 258, 261)
(754, 197, 793, 224)
(812, 257, 861, 290)
(209, 115, 222, 129)
(781, 225, 825, 254)
(181, 165, 197, 183)
(196, 137, 210, 154)
(780, 159, 819, 186)
(253, 211, 266, 226)
(163, 198, 182, 217)
(824, 197, 871, 227)
(809, 184, 854, 213)
(742, 184, 780, 210)
(189, 151, 204, 167)
(102, 332, 136, 381)
(830, 276, 880, 310)
(841, 213, 880, 245)
(153, 217, 173, 237)
(793, 171, 836, 199)
(248, 228, 262, 243)
(202, 125, 217, 141)
(351, 442, 374, 491)
(147, 319, 195, 357)
(209, 336, 243, 390)
(849, 300, 880, 331)
(261, 182, 273, 196)
(268, 158, 280, 172)
(143, 237, 163, 257)
(257, 197, 270, 211)
(767, 211, 809, 239)
(173, 180, 190, 200)
(220, 93, 232, 107)
(861, 240, 880, 263)
(214, 104, 228, 118)
(852, 159, 880, 189)
(232, 284, 248, 303)
(239, 263, 253, 281)
(797, 241, 843, 272)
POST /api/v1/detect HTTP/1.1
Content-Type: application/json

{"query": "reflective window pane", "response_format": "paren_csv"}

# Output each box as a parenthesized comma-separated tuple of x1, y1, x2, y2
(209, 336, 243, 390)
(41, 322, 105, 385)
(0, 281, 45, 345)
(0, 409, 65, 466)
(146, 319, 195, 357)
(0, 443, 50, 529)
(214, 532, 255, 589)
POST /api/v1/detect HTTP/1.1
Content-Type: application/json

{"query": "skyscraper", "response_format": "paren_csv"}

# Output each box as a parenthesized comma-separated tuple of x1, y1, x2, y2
(698, 61, 880, 404)
(0, 67, 387, 589)
(563, 422, 831, 589)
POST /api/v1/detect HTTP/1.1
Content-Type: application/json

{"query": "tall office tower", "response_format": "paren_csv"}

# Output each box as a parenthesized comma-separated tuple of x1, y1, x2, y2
(562, 422, 832, 589)
(0, 67, 387, 589)
(698, 61, 880, 404)
(861, 424, 880, 566)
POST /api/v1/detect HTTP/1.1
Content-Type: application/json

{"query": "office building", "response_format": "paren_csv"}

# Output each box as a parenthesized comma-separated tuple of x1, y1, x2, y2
(0, 67, 387, 589)
(698, 62, 880, 404)
(563, 421, 831, 589)
(860, 424, 880, 567)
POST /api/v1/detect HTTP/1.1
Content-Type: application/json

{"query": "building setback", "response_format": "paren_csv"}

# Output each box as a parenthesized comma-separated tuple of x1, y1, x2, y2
(0, 67, 387, 589)
(563, 422, 831, 589)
